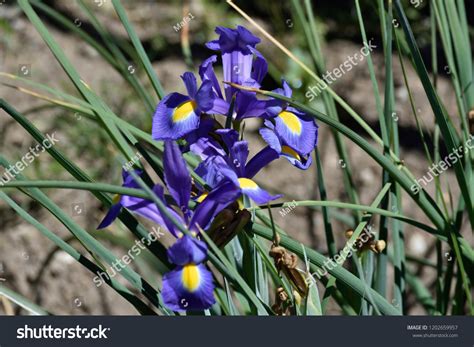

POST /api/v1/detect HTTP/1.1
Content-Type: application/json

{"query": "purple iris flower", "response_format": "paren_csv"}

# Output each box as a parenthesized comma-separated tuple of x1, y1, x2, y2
(161, 235, 215, 311)
(261, 80, 318, 167)
(195, 129, 282, 205)
(157, 140, 239, 311)
(98, 141, 240, 311)
(204, 26, 274, 121)
(206, 26, 263, 100)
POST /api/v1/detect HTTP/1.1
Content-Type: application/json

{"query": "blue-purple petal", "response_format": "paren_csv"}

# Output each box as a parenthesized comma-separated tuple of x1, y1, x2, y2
(199, 55, 223, 99)
(164, 141, 191, 216)
(167, 235, 208, 265)
(181, 72, 198, 99)
(189, 180, 241, 231)
(245, 146, 279, 178)
(162, 263, 215, 311)
(97, 202, 122, 229)
(152, 93, 200, 140)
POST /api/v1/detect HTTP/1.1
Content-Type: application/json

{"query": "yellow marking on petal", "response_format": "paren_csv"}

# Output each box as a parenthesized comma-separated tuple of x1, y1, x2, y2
(112, 194, 121, 204)
(182, 264, 201, 292)
(172, 100, 197, 123)
(238, 178, 259, 190)
(281, 146, 301, 161)
(278, 111, 302, 135)
(196, 192, 208, 203)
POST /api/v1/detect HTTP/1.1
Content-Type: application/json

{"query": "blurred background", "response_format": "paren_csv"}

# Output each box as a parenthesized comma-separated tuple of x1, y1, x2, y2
(0, 0, 473, 314)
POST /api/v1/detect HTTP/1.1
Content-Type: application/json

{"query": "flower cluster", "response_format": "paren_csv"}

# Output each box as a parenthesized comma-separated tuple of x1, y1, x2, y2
(98, 26, 318, 312)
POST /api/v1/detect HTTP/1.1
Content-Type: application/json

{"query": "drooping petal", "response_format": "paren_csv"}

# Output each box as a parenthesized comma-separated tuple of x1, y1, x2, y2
(281, 147, 313, 170)
(152, 93, 200, 140)
(259, 126, 282, 153)
(237, 177, 282, 204)
(164, 141, 191, 217)
(274, 108, 318, 155)
(181, 72, 198, 99)
(97, 202, 122, 229)
(245, 146, 279, 178)
(162, 263, 215, 311)
(98, 170, 142, 229)
(121, 196, 184, 238)
(167, 235, 208, 265)
(121, 185, 184, 237)
(189, 180, 241, 232)
(259, 123, 314, 170)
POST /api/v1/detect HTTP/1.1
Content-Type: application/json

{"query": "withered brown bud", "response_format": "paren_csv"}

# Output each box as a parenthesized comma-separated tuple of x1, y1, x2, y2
(375, 240, 386, 253)
(345, 229, 354, 239)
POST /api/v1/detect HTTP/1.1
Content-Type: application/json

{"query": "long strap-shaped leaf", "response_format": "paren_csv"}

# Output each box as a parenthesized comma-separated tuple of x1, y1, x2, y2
(18, 0, 137, 163)
(0, 99, 170, 266)
(0, 191, 156, 315)
(394, 0, 474, 229)
(0, 283, 49, 316)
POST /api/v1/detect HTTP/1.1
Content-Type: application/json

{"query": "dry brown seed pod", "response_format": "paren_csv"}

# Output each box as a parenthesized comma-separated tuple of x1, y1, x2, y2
(375, 240, 386, 253)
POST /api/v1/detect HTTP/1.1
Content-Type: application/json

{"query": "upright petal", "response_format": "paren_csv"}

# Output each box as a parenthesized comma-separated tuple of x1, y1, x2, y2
(181, 72, 198, 99)
(195, 155, 238, 188)
(206, 26, 260, 55)
(199, 55, 223, 99)
(152, 93, 200, 140)
(195, 80, 215, 112)
(162, 263, 215, 311)
(222, 51, 253, 100)
(250, 48, 268, 84)
(230, 141, 249, 176)
(167, 235, 208, 265)
(164, 141, 192, 216)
